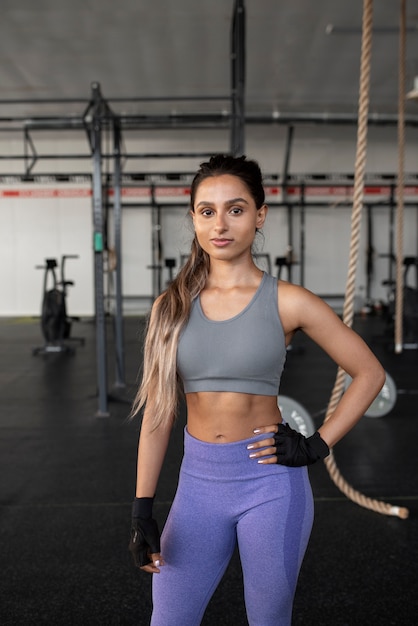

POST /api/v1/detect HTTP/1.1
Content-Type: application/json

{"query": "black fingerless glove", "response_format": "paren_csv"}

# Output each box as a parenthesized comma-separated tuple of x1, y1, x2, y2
(129, 497, 161, 568)
(273, 423, 330, 467)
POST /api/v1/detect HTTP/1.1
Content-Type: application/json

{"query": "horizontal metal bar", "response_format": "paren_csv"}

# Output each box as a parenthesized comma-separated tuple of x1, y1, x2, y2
(246, 112, 418, 126)
(326, 25, 417, 35)
(1, 171, 418, 184)
(0, 98, 90, 105)
(267, 201, 418, 208)
(0, 151, 218, 161)
(0, 154, 91, 160)
(0, 95, 231, 105)
(0, 111, 417, 131)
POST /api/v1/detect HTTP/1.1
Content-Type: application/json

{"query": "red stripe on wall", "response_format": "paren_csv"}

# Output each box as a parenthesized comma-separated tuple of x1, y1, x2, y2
(1, 186, 418, 199)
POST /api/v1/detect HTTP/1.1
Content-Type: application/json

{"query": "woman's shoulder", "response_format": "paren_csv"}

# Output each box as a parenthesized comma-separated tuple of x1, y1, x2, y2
(278, 279, 322, 300)
(277, 279, 309, 299)
(277, 280, 336, 329)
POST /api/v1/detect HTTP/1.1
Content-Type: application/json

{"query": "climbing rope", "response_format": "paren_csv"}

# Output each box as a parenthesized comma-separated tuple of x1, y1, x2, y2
(322, 0, 409, 519)
(395, 0, 406, 353)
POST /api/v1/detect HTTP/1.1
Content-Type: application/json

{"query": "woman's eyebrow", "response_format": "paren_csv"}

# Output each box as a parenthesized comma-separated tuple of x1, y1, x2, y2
(226, 197, 249, 205)
(195, 197, 249, 209)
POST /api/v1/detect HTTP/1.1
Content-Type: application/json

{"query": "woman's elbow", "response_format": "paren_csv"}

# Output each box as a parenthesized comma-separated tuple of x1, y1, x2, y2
(373, 362, 386, 395)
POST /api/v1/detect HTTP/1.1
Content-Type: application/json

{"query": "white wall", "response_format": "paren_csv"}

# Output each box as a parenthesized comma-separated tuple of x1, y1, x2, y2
(0, 123, 417, 316)
(0, 183, 94, 316)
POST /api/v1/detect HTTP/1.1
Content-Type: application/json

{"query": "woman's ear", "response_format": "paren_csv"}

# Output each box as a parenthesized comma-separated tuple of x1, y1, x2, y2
(256, 204, 268, 229)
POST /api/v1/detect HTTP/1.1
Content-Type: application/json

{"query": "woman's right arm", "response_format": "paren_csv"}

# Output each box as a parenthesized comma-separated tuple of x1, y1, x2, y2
(130, 294, 175, 572)
(135, 292, 174, 497)
(135, 406, 173, 498)
(130, 407, 174, 574)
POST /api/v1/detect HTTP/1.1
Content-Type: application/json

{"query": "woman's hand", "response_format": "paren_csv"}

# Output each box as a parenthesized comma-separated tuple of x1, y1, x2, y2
(140, 553, 165, 574)
(129, 496, 164, 574)
(129, 518, 165, 574)
(247, 422, 330, 466)
(247, 424, 280, 464)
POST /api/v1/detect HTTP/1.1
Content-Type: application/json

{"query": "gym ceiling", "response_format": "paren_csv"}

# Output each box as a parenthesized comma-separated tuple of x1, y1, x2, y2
(1, 0, 417, 120)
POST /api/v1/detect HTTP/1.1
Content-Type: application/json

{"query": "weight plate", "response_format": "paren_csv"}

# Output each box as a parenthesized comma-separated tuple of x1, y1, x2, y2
(277, 395, 315, 437)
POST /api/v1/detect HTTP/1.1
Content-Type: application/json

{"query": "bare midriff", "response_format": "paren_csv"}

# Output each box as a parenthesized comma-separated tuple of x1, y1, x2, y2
(185, 391, 283, 443)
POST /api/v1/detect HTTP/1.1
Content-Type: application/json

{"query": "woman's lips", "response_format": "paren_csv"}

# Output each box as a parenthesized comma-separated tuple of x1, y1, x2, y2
(211, 238, 232, 247)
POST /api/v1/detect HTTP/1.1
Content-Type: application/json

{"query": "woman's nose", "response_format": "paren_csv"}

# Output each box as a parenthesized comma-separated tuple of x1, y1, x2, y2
(214, 213, 227, 232)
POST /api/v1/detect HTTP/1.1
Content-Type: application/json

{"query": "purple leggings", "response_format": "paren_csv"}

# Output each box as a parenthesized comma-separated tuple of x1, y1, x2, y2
(151, 428, 314, 626)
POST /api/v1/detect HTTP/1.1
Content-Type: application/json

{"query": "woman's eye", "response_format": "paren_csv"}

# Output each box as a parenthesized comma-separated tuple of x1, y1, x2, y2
(230, 207, 243, 215)
(201, 209, 214, 216)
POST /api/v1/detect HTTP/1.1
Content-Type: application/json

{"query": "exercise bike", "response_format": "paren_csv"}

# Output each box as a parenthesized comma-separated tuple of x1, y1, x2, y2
(32, 255, 85, 355)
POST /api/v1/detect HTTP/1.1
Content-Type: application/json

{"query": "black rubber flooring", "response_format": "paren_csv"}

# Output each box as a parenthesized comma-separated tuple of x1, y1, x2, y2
(0, 314, 417, 625)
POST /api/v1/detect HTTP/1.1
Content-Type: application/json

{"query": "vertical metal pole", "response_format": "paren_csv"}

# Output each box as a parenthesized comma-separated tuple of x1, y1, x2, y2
(388, 184, 395, 285)
(365, 204, 373, 303)
(113, 120, 125, 388)
(150, 184, 162, 300)
(282, 125, 294, 281)
(300, 183, 306, 287)
(394, 0, 406, 353)
(91, 82, 109, 417)
(157, 204, 162, 295)
(24, 128, 29, 175)
(286, 204, 294, 282)
(230, 0, 246, 156)
(282, 125, 294, 185)
(416, 205, 418, 262)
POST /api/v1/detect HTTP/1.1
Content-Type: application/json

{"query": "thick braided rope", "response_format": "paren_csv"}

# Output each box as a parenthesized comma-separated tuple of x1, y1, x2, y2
(395, 0, 406, 354)
(322, 0, 409, 519)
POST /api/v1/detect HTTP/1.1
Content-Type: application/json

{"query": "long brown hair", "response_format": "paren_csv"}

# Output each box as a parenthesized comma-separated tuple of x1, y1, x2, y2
(132, 154, 266, 429)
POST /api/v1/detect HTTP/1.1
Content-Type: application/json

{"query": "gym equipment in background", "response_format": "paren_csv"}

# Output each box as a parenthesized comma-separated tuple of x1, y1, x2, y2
(278, 395, 315, 437)
(33, 255, 85, 355)
(279, 368, 398, 439)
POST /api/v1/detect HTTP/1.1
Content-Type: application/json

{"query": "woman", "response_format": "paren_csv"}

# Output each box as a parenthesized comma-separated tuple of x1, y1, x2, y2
(129, 154, 385, 626)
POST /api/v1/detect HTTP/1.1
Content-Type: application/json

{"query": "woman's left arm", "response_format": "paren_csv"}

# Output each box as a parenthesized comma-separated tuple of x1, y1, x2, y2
(249, 283, 386, 463)
(283, 283, 386, 448)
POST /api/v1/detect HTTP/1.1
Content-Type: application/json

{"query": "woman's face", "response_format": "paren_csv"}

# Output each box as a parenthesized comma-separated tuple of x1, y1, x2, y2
(191, 174, 267, 263)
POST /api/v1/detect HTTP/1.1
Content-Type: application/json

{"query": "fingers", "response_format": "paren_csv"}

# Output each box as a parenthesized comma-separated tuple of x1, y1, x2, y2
(256, 455, 277, 465)
(247, 437, 275, 452)
(140, 563, 160, 574)
(253, 424, 279, 435)
(248, 422, 280, 452)
(248, 444, 277, 463)
(140, 553, 164, 574)
(248, 425, 280, 464)
(247, 438, 277, 463)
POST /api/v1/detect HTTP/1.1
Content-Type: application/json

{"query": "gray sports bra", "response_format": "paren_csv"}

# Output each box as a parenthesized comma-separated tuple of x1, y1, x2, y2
(177, 272, 286, 396)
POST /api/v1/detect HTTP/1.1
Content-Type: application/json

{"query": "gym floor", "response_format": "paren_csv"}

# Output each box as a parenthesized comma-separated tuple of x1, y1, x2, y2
(0, 312, 416, 626)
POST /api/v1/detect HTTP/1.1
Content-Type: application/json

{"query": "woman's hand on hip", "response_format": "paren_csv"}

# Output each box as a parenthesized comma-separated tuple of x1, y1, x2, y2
(247, 424, 280, 464)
